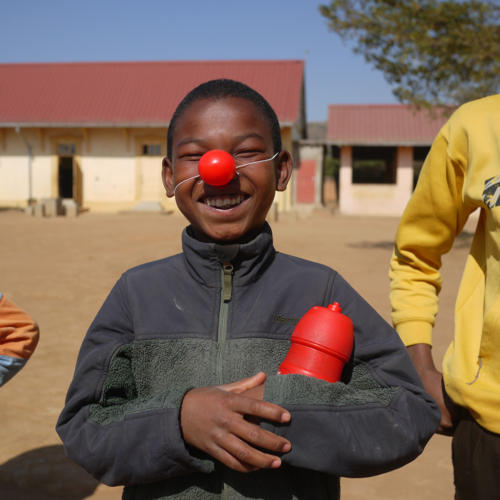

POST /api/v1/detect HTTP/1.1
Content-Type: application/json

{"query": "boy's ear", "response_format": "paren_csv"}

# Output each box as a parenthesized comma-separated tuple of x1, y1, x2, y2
(275, 151, 293, 192)
(162, 157, 175, 198)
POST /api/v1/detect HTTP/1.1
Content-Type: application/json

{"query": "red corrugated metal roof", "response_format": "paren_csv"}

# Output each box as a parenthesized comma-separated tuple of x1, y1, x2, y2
(327, 104, 448, 145)
(0, 60, 304, 126)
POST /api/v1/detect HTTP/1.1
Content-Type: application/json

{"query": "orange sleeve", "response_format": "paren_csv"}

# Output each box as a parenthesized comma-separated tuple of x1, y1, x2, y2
(0, 294, 40, 360)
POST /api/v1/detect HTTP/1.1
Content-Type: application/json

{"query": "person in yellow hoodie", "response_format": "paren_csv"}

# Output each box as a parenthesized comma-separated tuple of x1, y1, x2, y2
(0, 292, 39, 386)
(390, 93, 500, 500)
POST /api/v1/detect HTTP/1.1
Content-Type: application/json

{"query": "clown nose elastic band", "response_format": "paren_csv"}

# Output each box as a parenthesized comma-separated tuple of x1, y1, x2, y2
(173, 151, 280, 193)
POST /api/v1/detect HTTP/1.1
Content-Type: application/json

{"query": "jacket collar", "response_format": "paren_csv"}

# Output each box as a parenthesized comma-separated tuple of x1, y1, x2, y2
(181, 223, 276, 287)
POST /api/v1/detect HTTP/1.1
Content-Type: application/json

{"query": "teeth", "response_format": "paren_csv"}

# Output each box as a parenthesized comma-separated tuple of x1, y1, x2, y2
(205, 195, 243, 208)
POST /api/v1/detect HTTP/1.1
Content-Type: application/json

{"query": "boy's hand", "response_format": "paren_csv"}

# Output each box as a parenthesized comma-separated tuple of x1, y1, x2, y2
(407, 344, 454, 435)
(180, 372, 291, 473)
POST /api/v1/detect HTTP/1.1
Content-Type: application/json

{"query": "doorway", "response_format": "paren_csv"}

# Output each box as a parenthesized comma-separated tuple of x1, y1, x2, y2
(56, 142, 81, 203)
(58, 156, 74, 198)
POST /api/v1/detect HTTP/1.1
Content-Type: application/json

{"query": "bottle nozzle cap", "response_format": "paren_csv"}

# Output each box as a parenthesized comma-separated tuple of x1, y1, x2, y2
(328, 302, 342, 312)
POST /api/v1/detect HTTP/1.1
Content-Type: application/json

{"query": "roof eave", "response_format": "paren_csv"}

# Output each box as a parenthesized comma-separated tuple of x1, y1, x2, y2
(0, 122, 171, 128)
(326, 139, 434, 147)
(1, 120, 296, 128)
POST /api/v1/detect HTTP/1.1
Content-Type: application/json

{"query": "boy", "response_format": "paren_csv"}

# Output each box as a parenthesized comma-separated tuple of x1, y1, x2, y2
(57, 79, 440, 499)
(0, 292, 39, 386)
(390, 94, 500, 499)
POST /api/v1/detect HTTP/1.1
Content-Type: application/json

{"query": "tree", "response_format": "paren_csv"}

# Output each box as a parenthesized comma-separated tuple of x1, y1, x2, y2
(319, 0, 500, 110)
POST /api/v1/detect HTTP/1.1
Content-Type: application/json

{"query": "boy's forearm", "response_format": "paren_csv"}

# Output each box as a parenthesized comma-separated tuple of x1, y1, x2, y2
(407, 343, 437, 374)
(406, 343, 453, 434)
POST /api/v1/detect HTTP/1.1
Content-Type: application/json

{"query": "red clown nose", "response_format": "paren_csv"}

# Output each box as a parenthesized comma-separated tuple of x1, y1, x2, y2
(198, 150, 236, 186)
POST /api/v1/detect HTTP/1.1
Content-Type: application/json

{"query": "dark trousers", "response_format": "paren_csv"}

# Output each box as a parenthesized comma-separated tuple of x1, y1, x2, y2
(452, 411, 500, 500)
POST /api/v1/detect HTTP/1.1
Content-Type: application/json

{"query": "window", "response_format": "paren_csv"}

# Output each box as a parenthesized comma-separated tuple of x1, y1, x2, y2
(57, 143, 76, 156)
(142, 144, 162, 156)
(352, 146, 397, 184)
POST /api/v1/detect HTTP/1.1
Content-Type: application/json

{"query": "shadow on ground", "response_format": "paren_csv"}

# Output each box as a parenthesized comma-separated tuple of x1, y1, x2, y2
(347, 231, 474, 251)
(347, 241, 394, 249)
(0, 445, 99, 499)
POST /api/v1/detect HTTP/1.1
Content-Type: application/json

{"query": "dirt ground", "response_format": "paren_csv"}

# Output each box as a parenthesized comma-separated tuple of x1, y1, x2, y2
(0, 208, 473, 499)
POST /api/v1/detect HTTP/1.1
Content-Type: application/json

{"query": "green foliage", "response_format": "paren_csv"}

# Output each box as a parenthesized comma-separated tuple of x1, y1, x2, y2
(319, 0, 500, 110)
(323, 155, 339, 178)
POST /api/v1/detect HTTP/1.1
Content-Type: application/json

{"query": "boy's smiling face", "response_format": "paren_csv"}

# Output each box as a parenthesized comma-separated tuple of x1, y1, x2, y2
(163, 97, 292, 243)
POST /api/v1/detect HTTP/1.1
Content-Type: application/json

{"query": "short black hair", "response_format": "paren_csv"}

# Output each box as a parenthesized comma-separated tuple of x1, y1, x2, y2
(167, 79, 282, 160)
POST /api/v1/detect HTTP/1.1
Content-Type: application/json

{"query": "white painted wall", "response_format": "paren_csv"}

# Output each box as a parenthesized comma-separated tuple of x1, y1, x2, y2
(32, 155, 53, 199)
(339, 145, 415, 216)
(0, 127, 139, 209)
(0, 129, 45, 203)
(83, 156, 136, 202)
(0, 155, 30, 200)
(81, 128, 136, 203)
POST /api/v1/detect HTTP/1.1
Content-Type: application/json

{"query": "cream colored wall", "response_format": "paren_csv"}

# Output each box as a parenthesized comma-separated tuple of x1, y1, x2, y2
(83, 128, 175, 212)
(0, 127, 166, 211)
(83, 129, 136, 204)
(0, 154, 30, 202)
(32, 155, 53, 199)
(339, 145, 414, 216)
(133, 132, 177, 214)
(0, 128, 52, 206)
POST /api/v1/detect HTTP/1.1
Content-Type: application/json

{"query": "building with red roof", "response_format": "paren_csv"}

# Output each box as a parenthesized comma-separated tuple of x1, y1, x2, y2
(0, 60, 305, 213)
(327, 104, 445, 146)
(297, 104, 448, 215)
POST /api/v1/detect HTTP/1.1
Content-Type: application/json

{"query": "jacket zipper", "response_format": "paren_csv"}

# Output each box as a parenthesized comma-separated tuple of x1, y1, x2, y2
(217, 262, 233, 499)
(216, 262, 233, 385)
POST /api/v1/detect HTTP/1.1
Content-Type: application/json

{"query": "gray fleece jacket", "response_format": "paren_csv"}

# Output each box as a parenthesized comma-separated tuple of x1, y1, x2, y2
(56, 223, 440, 499)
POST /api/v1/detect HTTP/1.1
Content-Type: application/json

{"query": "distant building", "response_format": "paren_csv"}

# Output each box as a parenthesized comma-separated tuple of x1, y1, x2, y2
(0, 60, 306, 213)
(297, 104, 448, 216)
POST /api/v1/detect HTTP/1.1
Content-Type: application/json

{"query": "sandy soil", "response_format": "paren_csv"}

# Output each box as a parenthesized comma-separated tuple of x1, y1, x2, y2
(0, 208, 472, 499)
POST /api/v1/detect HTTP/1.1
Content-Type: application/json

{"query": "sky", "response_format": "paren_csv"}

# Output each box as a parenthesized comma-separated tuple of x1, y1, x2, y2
(0, 0, 399, 122)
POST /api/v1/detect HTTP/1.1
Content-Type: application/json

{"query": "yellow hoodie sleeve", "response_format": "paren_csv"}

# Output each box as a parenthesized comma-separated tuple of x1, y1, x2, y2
(389, 117, 472, 347)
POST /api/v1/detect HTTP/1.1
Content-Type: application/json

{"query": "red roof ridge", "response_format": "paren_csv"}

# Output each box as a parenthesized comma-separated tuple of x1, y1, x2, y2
(0, 59, 303, 68)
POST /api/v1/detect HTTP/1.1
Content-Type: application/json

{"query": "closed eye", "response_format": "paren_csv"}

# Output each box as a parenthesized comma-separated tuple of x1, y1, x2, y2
(180, 153, 203, 162)
(234, 150, 264, 159)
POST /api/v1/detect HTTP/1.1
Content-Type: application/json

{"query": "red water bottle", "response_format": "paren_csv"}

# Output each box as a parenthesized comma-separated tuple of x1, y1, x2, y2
(278, 302, 354, 383)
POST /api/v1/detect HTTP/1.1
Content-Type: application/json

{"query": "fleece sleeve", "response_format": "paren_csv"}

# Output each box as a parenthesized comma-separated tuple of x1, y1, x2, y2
(389, 121, 473, 346)
(263, 273, 441, 478)
(0, 293, 40, 386)
(56, 276, 213, 486)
